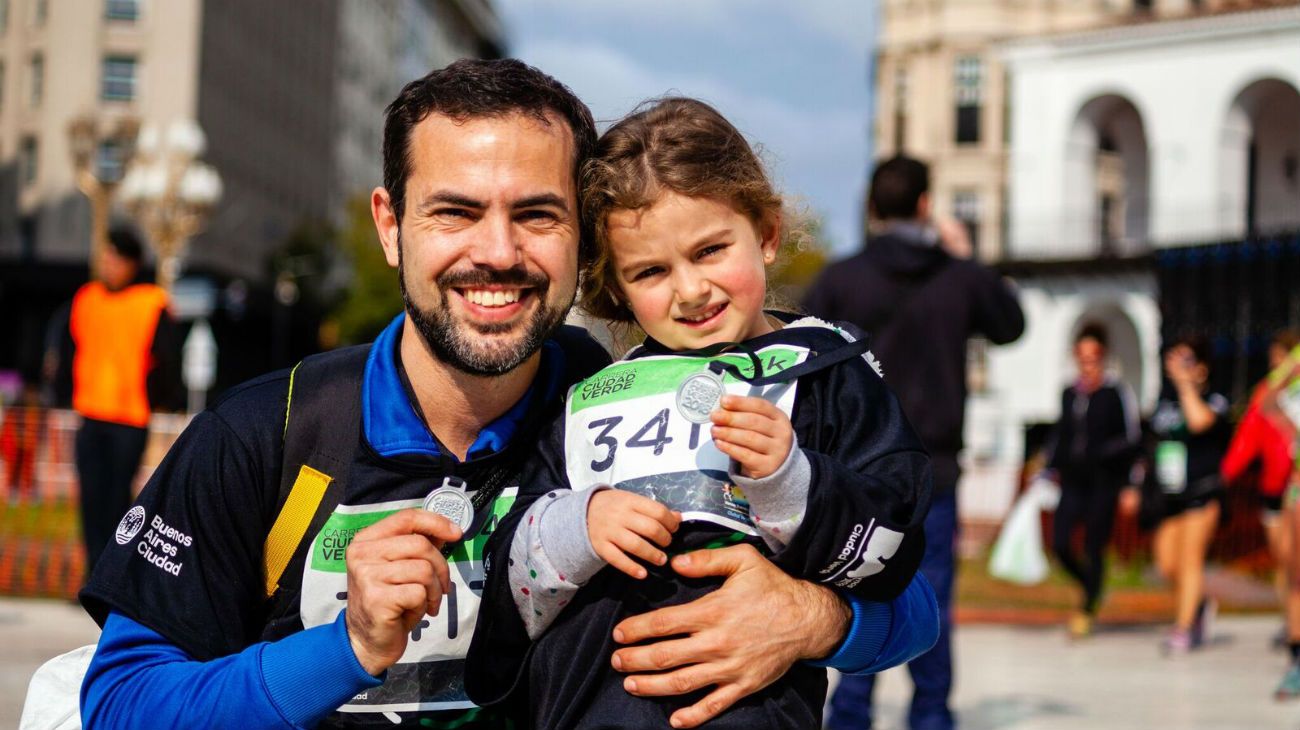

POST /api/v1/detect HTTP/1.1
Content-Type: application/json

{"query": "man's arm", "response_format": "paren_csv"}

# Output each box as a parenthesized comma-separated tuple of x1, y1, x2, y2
(83, 612, 380, 729)
(971, 266, 1025, 346)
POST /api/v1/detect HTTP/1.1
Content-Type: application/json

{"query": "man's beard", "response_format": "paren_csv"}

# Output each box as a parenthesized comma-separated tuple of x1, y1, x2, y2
(398, 237, 570, 376)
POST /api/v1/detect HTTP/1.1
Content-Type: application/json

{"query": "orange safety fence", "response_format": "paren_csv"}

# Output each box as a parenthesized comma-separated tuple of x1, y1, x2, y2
(0, 406, 189, 599)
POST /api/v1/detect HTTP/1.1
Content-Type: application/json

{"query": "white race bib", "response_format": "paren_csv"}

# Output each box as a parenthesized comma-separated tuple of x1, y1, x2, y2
(564, 346, 808, 534)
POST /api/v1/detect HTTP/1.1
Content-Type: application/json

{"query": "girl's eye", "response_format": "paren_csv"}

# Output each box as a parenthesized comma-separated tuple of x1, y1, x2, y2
(631, 266, 663, 281)
(697, 244, 726, 259)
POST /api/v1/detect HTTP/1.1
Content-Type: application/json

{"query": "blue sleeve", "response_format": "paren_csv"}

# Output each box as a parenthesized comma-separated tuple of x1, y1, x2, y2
(82, 611, 382, 729)
(808, 573, 939, 675)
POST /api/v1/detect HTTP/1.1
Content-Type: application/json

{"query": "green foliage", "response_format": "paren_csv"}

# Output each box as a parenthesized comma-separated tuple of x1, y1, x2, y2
(331, 195, 404, 345)
(768, 211, 830, 311)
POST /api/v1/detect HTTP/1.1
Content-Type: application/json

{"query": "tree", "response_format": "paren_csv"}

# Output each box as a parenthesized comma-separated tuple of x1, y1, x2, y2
(331, 195, 403, 345)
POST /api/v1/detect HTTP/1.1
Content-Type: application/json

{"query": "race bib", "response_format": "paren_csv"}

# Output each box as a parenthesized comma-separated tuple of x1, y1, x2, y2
(564, 346, 808, 534)
(1155, 441, 1188, 494)
(299, 488, 516, 717)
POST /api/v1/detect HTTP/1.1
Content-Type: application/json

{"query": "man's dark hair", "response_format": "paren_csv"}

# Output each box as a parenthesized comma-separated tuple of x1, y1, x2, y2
(382, 58, 597, 241)
(868, 155, 930, 221)
(1076, 322, 1109, 350)
(1170, 334, 1212, 368)
(106, 227, 145, 265)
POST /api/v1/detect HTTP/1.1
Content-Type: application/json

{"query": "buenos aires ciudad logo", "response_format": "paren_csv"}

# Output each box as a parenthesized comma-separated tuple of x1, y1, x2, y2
(115, 506, 147, 545)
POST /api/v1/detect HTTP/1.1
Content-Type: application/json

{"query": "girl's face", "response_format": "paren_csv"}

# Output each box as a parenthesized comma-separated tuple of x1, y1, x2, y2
(605, 191, 779, 351)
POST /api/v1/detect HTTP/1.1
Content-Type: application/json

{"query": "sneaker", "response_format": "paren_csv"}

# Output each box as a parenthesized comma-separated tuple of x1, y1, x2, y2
(1068, 611, 1093, 640)
(1275, 662, 1300, 701)
(1161, 628, 1192, 656)
(1191, 597, 1218, 648)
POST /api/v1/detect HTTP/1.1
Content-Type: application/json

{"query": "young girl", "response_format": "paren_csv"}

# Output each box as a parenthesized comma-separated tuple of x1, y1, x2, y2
(467, 98, 933, 728)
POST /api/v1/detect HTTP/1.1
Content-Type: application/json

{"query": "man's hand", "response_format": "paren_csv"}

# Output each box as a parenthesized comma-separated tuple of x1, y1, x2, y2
(344, 509, 461, 676)
(610, 544, 850, 728)
(710, 395, 795, 479)
(588, 490, 681, 579)
(935, 216, 974, 259)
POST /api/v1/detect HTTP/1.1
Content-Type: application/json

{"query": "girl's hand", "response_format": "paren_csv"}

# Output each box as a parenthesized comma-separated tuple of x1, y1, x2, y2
(710, 395, 794, 479)
(587, 490, 681, 579)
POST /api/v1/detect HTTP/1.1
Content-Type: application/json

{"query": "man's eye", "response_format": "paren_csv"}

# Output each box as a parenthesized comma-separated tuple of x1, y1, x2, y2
(518, 210, 557, 223)
(435, 208, 471, 219)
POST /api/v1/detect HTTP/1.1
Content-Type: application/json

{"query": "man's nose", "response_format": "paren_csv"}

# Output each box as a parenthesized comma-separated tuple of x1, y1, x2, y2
(469, 215, 523, 269)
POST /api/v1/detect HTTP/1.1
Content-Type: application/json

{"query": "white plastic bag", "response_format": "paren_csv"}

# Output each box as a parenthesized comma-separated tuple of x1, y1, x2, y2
(19, 644, 94, 730)
(987, 479, 1056, 586)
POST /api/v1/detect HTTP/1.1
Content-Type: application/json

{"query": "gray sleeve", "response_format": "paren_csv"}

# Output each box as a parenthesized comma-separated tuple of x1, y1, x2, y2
(507, 486, 608, 639)
(731, 435, 812, 551)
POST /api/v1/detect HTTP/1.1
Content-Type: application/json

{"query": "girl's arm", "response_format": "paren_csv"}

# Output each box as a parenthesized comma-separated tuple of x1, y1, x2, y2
(759, 351, 932, 603)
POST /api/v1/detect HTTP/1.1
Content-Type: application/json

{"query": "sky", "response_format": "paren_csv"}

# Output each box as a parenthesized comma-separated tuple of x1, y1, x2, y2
(495, 0, 878, 258)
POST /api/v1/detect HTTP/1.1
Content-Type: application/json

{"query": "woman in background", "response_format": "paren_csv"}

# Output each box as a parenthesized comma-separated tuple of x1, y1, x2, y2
(1046, 324, 1140, 639)
(1148, 336, 1231, 654)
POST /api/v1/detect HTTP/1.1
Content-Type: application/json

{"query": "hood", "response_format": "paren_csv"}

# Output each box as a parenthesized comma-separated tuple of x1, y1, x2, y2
(864, 225, 952, 279)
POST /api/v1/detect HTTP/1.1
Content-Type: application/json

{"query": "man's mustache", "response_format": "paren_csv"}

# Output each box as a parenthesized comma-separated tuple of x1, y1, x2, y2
(437, 267, 549, 290)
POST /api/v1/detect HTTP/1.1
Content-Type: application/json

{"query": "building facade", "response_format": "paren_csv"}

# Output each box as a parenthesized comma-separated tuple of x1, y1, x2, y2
(0, 0, 501, 389)
(876, 0, 1300, 524)
(873, 0, 1251, 262)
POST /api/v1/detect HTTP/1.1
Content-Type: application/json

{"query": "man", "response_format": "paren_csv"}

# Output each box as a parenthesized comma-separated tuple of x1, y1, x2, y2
(69, 228, 177, 574)
(78, 61, 936, 729)
(806, 156, 1024, 730)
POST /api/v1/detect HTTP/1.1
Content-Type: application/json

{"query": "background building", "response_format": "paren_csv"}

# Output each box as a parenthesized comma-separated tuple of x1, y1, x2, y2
(0, 0, 501, 393)
(874, 0, 1300, 529)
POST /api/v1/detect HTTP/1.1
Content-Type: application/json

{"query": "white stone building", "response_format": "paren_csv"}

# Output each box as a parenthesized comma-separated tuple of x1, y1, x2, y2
(966, 4, 1300, 520)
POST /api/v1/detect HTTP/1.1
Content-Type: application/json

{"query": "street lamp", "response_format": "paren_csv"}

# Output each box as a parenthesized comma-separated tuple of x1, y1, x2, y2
(118, 119, 222, 294)
(67, 113, 140, 280)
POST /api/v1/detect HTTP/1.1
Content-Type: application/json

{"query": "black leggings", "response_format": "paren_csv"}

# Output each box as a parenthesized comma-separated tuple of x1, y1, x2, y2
(75, 418, 148, 574)
(1051, 476, 1120, 615)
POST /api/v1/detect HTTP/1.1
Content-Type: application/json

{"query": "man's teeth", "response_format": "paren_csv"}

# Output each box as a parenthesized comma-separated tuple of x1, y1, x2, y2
(464, 289, 522, 307)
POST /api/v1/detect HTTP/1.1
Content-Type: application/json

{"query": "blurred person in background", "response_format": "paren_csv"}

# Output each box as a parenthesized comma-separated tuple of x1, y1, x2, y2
(805, 155, 1024, 730)
(68, 228, 178, 574)
(1044, 323, 1140, 639)
(1145, 336, 1230, 655)
(1220, 329, 1300, 651)
(1250, 340, 1300, 698)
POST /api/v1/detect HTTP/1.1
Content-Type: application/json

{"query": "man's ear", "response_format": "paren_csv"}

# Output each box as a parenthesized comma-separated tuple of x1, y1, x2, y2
(372, 187, 400, 268)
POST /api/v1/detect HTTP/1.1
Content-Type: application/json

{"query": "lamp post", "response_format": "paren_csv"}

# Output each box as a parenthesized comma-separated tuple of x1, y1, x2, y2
(67, 114, 140, 280)
(118, 120, 222, 294)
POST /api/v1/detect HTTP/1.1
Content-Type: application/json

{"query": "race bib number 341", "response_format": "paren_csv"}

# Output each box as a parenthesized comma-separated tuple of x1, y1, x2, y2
(564, 347, 807, 534)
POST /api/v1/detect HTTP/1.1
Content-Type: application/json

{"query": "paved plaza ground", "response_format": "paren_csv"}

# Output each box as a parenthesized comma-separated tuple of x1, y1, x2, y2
(2, 597, 1296, 729)
(848, 615, 1297, 730)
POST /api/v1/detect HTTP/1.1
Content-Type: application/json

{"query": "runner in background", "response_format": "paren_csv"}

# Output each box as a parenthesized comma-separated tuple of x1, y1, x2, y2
(1045, 324, 1140, 639)
(1221, 330, 1300, 650)
(1145, 336, 1231, 654)
(1253, 341, 1300, 698)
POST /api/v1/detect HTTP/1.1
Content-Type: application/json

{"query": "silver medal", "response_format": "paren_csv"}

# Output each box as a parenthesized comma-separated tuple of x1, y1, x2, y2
(422, 476, 474, 532)
(676, 369, 726, 423)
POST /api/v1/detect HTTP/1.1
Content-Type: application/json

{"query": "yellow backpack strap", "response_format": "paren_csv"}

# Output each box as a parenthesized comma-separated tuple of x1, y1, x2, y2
(260, 349, 367, 601)
(263, 464, 332, 597)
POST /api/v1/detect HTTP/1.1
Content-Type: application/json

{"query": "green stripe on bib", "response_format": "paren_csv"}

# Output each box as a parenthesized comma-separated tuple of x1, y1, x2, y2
(570, 348, 802, 415)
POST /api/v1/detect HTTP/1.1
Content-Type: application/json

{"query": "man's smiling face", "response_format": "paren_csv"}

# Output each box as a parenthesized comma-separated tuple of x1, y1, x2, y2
(385, 111, 579, 376)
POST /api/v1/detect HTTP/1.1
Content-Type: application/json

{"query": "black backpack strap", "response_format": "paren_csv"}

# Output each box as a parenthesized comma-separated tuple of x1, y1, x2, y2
(262, 345, 369, 617)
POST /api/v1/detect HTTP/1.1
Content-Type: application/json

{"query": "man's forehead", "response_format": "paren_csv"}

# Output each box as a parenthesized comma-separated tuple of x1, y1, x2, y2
(406, 110, 577, 197)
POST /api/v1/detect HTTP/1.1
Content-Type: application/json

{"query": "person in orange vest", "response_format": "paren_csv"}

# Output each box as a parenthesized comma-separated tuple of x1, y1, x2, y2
(69, 228, 178, 574)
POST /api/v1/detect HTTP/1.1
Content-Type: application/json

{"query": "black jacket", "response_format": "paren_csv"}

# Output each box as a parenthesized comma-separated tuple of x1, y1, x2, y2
(803, 230, 1024, 490)
(1047, 379, 1141, 483)
(466, 316, 932, 728)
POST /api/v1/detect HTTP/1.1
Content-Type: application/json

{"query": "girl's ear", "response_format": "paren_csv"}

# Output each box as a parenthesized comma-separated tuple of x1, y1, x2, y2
(759, 210, 781, 264)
